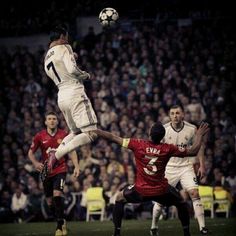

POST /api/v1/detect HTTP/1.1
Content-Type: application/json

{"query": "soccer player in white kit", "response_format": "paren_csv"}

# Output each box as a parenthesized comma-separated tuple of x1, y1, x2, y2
(44, 25, 97, 174)
(150, 105, 209, 236)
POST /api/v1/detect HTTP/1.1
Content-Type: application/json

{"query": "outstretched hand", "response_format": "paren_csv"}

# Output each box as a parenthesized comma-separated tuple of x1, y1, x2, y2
(196, 122, 209, 136)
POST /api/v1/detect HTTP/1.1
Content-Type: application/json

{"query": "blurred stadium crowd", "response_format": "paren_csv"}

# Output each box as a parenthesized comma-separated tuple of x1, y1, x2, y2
(0, 1, 236, 223)
(0, 0, 231, 36)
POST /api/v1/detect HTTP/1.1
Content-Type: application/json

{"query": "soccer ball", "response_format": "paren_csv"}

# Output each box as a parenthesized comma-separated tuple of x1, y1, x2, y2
(99, 8, 119, 27)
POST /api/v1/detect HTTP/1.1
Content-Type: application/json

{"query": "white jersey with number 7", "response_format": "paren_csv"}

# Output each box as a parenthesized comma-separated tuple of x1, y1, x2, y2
(44, 44, 89, 91)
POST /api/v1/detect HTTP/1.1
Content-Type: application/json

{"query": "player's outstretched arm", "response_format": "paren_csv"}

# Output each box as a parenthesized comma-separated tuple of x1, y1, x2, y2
(95, 129, 123, 145)
(186, 122, 209, 156)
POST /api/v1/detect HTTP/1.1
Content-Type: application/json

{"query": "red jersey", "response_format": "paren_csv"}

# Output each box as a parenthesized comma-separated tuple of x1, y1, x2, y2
(30, 129, 68, 177)
(123, 138, 188, 196)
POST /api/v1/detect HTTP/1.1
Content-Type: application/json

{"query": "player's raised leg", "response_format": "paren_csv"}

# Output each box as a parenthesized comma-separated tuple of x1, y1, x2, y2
(47, 130, 96, 173)
(47, 95, 97, 174)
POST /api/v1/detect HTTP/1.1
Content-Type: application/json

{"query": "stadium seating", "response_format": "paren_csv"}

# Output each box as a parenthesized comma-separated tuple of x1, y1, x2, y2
(214, 187, 231, 218)
(86, 187, 106, 222)
(1, 8, 236, 222)
(198, 185, 214, 218)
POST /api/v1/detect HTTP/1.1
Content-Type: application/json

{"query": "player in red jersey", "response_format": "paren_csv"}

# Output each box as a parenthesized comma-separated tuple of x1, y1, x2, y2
(28, 111, 80, 236)
(95, 121, 209, 236)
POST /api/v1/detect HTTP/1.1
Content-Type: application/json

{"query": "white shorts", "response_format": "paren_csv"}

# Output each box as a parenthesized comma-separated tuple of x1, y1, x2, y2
(165, 165, 198, 191)
(58, 92, 97, 133)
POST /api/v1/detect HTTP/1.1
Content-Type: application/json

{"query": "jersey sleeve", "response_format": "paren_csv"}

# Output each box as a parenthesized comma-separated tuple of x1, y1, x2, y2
(168, 144, 188, 157)
(122, 138, 142, 151)
(63, 45, 90, 79)
(30, 133, 41, 153)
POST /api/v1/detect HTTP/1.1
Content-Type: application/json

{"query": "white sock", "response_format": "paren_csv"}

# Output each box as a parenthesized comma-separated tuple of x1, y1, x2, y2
(55, 133, 91, 160)
(192, 198, 205, 230)
(151, 202, 162, 229)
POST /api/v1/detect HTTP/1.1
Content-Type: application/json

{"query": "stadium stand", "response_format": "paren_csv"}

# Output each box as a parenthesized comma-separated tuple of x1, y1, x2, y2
(0, 1, 235, 223)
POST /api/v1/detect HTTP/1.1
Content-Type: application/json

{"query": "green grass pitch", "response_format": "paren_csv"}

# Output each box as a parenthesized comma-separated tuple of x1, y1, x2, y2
(1, 218, 235, 236)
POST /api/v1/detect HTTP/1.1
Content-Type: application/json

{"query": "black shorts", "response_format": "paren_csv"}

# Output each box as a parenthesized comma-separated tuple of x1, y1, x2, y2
(123, 184, 183, 207)
(43, 172, 66, 198)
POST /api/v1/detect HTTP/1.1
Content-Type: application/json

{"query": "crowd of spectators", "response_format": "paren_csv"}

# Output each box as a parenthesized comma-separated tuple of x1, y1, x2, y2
(0, 0, 232, 36)
(0, 13, 236, 223)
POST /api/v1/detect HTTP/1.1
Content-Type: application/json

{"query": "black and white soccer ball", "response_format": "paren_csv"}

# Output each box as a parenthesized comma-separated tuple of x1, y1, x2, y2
(99, 8, 119, 27)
